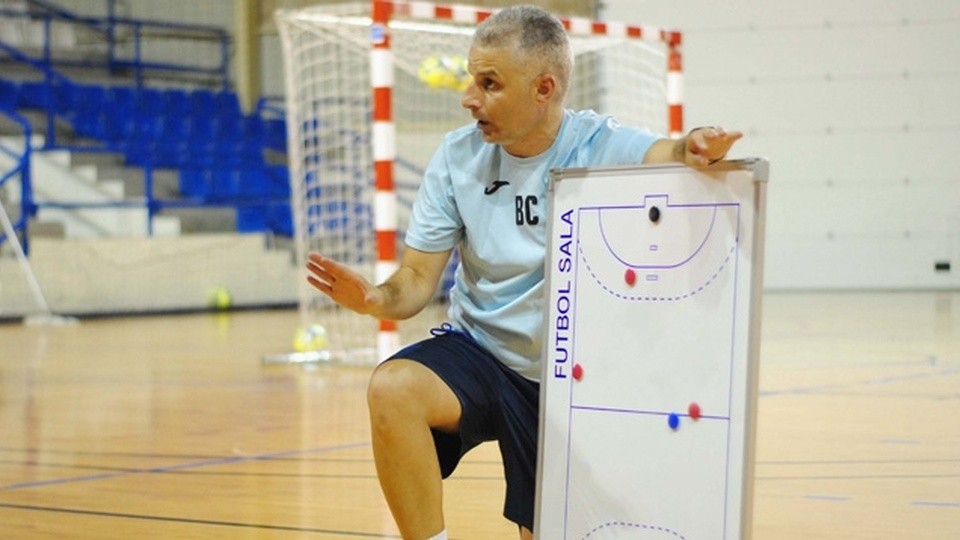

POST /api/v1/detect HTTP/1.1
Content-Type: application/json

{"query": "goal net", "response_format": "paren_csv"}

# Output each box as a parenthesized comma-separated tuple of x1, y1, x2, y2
(274, 1, 681, 365)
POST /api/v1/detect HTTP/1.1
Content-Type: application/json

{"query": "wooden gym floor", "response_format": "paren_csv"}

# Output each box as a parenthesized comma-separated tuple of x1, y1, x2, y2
(1, 291, 958, 539)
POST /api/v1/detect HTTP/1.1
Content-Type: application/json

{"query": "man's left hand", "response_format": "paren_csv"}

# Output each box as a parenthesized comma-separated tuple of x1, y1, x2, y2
(684, 126, 743, 167)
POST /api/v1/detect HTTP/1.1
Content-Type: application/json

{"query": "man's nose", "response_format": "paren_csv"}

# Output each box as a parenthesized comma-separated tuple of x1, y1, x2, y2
(461, 82, 479, 110)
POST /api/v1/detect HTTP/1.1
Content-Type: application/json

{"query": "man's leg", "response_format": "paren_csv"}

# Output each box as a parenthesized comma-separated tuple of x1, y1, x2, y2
(367, 359, 462, 539)
(520, 526, 533, 539)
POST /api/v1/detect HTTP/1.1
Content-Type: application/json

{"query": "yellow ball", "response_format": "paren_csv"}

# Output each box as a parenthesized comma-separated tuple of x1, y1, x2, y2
(207, 286, 232, 310)
(418, 55, 470, 91)
(293, 324, 328, 353)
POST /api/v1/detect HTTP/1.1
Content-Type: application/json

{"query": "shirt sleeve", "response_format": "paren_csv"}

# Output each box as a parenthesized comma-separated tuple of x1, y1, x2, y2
(586, 115, 664, 166)
(404, 137, 464, 252)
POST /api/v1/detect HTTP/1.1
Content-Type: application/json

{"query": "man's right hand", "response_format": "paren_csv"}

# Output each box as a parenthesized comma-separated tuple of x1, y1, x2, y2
(306, 253, 384, 315)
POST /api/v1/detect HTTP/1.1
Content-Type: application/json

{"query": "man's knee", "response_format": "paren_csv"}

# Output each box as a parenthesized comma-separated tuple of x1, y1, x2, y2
(367, 359, 460, 432)
(367, 359, 421, 411)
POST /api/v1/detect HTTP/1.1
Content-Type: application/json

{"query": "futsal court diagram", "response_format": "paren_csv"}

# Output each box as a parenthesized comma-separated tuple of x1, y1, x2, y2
(536, 161, 768, 540)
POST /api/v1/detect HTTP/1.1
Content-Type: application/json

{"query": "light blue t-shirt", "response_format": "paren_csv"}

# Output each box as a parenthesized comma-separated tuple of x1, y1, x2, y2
(406, 109, 662, 381)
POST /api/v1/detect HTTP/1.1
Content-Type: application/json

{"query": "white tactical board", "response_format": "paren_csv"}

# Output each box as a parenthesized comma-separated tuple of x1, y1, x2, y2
(535, 159, 769, 540)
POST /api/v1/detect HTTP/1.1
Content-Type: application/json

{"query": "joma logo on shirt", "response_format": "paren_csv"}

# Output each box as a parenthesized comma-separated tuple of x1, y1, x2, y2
(484, 180, 510, 195)
(515, 195, 539, 226)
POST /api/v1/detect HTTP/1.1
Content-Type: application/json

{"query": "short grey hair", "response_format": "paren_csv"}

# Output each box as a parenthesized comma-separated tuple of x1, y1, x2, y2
(473, 4, 573, 101)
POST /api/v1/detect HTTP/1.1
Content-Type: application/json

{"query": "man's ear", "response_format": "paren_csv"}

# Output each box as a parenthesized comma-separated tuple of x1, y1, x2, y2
(534, 74, 557, 103)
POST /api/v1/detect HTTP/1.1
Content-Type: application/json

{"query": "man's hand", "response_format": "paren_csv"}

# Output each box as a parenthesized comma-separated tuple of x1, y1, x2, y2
(642, 126, 743, 166)
(682, 126, 743, 167)
(307, 247, 451, 321)
(306, 253, 385, 316)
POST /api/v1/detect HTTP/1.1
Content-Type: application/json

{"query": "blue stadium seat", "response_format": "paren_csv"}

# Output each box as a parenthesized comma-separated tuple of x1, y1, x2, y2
(236, 204, 267, 232)
(69, 85, 107, 139)
(4, 75, 290, 236)
(210, 168, 242, 198)
(239, 115, 264, 141)
(214, 91, 241, 118)
(189, 89, 215, 117)
(17, 81, 50, 110)
(213, 113, 241, 142)
(51, 80, 78, 115)
(162, 89, 190, 117)
(131, 88, 164, 143)
(262, 118, 287, 152)
(265, 165, 290, 197)
(266, 201, 293, 236)
(178, 167, 208, 197)
(0, 79, 18, 110)
(103, 86, 137, 143)
(236, 201, 293, 236)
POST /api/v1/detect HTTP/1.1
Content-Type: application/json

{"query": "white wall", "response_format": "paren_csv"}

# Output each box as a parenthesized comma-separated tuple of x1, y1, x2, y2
(600, 0, 960, 290)
(55, 0, 958, 291)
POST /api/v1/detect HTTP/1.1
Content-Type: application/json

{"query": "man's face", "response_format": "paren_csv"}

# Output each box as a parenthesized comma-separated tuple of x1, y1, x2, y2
(461, 44, 546, 157)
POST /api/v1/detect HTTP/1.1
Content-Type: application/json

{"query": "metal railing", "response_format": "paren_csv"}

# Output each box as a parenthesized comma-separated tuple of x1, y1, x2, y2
(0, 2, 292, 247)
(0, 107, 34, 253)
(1, 0, 230, 90)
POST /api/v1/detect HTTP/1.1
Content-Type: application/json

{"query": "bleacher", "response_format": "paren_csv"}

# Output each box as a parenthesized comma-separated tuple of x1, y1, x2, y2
(0, 0, 292, 241)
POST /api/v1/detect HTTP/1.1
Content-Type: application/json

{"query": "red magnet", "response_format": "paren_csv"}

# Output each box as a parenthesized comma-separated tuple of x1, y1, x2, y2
(572, 363, 584, 381)
(688, 402, 701, 421)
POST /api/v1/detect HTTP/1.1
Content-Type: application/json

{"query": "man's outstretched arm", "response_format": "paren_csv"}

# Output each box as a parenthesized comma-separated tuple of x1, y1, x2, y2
(643, 126, 743, 166)
(306, 246, 452, 320)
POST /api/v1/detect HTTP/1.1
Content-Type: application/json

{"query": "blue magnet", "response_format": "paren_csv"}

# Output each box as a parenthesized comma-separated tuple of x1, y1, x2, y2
(668, 412, 680, 431)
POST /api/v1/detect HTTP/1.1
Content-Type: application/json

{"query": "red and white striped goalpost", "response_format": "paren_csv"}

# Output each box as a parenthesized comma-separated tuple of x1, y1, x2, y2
(368, 0, 683, 361)
(371, 1, 401, 361)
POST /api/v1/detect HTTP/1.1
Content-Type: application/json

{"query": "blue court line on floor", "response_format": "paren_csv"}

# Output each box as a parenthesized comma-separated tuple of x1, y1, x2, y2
(757, 457, 960, 465)
(0, 502, 400, 537)
(797, 497, 959, 508)
(0, 447, 229, 459)
(758, 473, 960, 481)
(0, 447, 389, 463)
(760, 367, 960, 397)
(0, 458, 503, 482)
(879, 439, 922, 445)
(0, 441, 370, 492)
(911, 500, 960, 508)
(803, 495, 851, 502)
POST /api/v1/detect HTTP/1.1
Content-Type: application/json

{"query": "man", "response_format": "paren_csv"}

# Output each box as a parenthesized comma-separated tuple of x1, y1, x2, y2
(306, 5, 742, 539)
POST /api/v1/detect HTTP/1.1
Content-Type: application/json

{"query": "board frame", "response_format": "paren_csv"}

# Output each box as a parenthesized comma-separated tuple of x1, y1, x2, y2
(534, 158, 769, 540)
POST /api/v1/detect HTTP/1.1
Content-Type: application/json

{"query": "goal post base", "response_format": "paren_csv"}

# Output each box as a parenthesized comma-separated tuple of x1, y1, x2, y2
(261, 350, 333, 366)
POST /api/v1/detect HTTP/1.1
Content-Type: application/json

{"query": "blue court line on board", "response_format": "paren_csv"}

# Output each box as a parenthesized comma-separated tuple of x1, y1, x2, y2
(0, 441, 369, 491)
(570, 404, 729, 421)
(0, 502, 401, 537)
(582, 521, 687, 539)
(596, 204, 718, 270)
(912, 500, 960, 508)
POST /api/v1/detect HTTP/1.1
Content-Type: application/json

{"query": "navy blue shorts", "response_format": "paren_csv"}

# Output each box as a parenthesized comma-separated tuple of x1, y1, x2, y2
(385, 326, 539, 531)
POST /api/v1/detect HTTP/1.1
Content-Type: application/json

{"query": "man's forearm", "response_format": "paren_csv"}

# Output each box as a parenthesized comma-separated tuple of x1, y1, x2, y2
(372, 266, 438, 321)
(642, 136, 687, 164)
